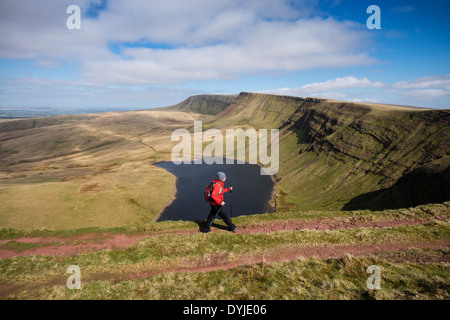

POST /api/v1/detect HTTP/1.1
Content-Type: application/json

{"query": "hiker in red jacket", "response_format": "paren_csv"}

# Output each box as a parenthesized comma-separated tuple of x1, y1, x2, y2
(201, 171, 238, 233)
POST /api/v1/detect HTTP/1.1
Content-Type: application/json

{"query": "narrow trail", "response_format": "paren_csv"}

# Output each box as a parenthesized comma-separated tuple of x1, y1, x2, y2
(99, 240, 450, 278)
(1, 240, 448, 298)
(0, 216, 447, 259)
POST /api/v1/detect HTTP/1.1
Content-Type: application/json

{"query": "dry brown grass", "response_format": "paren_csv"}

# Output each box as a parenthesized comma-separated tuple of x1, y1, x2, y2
(0, 110, 211, 230)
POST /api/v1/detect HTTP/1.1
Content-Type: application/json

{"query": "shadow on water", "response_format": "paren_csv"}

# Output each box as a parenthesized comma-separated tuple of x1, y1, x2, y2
(155, 157, 275, 222)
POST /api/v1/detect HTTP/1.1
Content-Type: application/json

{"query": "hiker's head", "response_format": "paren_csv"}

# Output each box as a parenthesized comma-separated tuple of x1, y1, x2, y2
(216, 171, 226, 182)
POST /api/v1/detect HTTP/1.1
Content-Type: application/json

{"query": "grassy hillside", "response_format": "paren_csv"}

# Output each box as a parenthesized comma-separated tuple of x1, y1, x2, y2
(205, 92, 450, 212)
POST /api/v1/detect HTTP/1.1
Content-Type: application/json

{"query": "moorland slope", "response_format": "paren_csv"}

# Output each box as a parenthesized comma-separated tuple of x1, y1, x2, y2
(0, 92, 449, 300)
(1, 92, 449, 229)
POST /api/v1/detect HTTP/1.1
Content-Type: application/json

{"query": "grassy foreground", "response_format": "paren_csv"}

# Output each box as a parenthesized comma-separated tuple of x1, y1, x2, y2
(4, 251, 448, 300)
(0, 202, 448, 300)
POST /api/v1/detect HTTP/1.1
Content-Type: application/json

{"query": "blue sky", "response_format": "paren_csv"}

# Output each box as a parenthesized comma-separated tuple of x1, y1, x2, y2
(0, 0, 449, 110)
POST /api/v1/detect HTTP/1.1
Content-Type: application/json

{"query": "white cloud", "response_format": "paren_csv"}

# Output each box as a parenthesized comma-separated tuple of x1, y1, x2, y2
(402, 89, 448, 99)
(0, 75, 196, 109)
(300, 76, 384, 91)
(263, 75, 450, 107)
(80, 18, 377, 85)
(262, 76, 384, 97)
(393, 75, 450, 90)
(0, 0, 111, 61)
(391, 75, 450, 101)
(0, 0, 377, 85)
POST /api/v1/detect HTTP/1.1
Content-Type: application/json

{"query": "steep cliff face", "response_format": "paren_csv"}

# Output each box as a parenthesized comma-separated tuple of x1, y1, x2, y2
(290, 100, 449, 178)
(208, 92, 450, 211)
(343, 156, 450, 210)
(210, 92, 320, 129)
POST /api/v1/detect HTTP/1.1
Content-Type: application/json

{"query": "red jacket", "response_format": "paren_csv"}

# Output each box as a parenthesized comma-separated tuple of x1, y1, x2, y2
(209, 179, 230, 206)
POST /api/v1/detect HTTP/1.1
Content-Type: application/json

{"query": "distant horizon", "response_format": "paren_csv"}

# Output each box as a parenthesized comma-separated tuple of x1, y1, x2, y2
(0, 90, 445, 119)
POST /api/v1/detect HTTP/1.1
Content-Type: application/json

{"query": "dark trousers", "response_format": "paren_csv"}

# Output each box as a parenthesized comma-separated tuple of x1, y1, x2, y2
(203, 205, 236, 232)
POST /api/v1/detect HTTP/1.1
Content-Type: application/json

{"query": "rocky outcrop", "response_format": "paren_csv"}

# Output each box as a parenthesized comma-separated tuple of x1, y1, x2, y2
(166, 94, 237, 115)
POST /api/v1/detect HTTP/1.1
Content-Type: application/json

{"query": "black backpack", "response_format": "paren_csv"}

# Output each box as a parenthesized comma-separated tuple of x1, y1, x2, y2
(204, 182, 222, 202)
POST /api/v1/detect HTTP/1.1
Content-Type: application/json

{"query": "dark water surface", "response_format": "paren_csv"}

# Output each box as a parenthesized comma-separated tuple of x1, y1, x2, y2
(155, 159, 275, 221)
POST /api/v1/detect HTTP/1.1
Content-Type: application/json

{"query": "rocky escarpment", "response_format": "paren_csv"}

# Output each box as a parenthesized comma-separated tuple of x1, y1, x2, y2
(207, 92, 450, 211)
(343, 156, 450, 210)
(289, 101, 449, 183)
